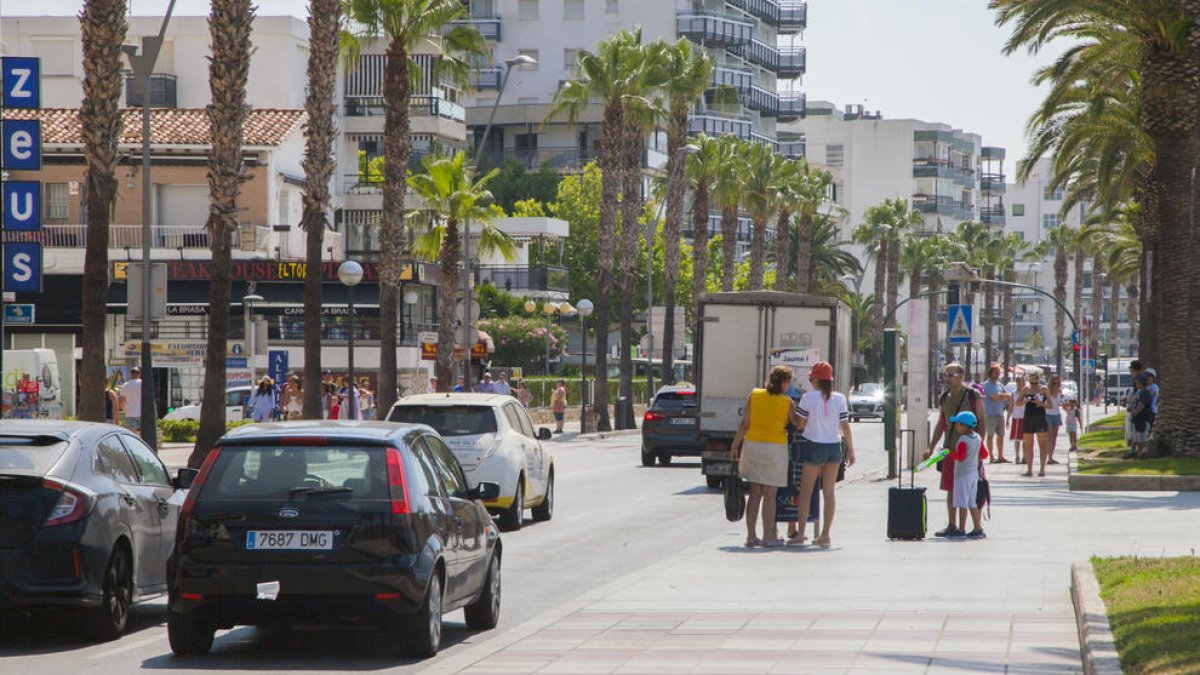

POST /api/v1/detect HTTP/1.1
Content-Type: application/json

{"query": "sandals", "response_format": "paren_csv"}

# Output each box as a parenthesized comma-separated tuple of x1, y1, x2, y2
(1038, 469, 1046, 477)
(814, 536, 831, 548)
(1047, 458, 1061, 465)
(786, 533, 807, 545)
(1020, 470, 1032, 477)
(996, 458, 1011, 464)
(744, 537, 762, 548)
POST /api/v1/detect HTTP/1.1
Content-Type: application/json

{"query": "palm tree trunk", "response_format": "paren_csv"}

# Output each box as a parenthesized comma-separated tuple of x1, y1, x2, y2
(871, 241, 886, 375)
(377, 40, 413, 407)
(436, 220, 461, 387)
(300, 0, 339, 418)
(1001, 278, 1014, 380)
(1090, 253, 1104, 356)
(984, 267, 995, 367)
(661, 108, 687, 385)
(773, 210, 790, 292)
(1054, 250, 1067, 376)
(1126, 279, 1139, 352)
(690, 182, 710, 332)
(794, 212, 813, 294)
(1139, 248, 1153, 361)
(617, 117, 643, 413)
(78, 0, 127, 422)
(1073, 248, 1085, 340)
(720, 205, 737, 292)
(191, 0, 254, 467)
(748, 215, 767, 290)
(592, 101, 623, 431)
(1109, 281, 1120, 357)
(885, 238, 900, 328)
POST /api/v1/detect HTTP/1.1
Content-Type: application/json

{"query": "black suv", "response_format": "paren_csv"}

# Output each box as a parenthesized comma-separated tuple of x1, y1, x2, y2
(167, 422, 502, 658)
(640, 385, 700, 467)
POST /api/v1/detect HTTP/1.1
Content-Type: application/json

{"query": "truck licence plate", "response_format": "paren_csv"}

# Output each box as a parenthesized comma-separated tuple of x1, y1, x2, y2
(246, 531, 333, 550)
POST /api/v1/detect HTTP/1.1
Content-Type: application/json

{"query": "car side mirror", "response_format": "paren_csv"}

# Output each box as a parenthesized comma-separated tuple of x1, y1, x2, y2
(174, 468, 199, 490)
(473, 481, 501, 501)
(537, 428, 552, 441)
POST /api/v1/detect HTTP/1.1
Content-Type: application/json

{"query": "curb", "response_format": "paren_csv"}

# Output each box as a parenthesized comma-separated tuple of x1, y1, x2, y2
(1071, 562, 1123, 675)
(1069, 449, 1200, 491)
(574, 428, 641, 441)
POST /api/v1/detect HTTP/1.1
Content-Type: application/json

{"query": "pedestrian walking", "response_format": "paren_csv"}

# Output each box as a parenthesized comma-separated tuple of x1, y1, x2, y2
(478, 372, 497, 393)
(731, 366, 805, 548)
(359, 378, 375, 421)
(1063, 397, 1080, 452)
(551, 379, 567, 433)
(119, 367, 143, 433)
(791, 361, 855, 548)
(1017, 370, 1051, 476)
(1045, 374, 1064, 465)
(249, 376, 278, 423)
(281, 374, 303, 420)
(946, 411, 988, 539)
(926, 362, 986, 538)
(495, 373, 512, 396)
(982, 364, 1011, 464)
(1007, 372, 1026, 460)
(104, 379, 120, 425)
(516, 380, 533, 409)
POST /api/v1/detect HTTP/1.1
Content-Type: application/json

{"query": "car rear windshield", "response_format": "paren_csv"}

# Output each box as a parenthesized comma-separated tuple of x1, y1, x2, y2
(387, 405, 498, 437)
(653, 392, 697, 410)
(201, 446, 389, 500)
(0, 436, 69, 475)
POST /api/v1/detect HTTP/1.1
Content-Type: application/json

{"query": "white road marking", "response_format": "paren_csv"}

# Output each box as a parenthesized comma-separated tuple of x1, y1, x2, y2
(89, 632, 165, 660)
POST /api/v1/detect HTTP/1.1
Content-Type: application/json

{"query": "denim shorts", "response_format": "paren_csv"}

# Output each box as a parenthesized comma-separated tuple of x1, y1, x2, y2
(1046, 413, 1062, 427)
(798, 440, 843, 466)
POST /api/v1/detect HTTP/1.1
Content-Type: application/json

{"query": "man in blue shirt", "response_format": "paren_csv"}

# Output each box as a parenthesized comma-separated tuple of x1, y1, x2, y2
(982, 364, 1012, 463)
(477, 372, 497, 393)
(452, 376, 466, 393)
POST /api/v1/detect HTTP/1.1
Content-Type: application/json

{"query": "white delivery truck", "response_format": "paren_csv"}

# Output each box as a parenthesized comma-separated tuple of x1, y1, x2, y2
(696, 292, 852, 487)
(2, 348, 64, 419)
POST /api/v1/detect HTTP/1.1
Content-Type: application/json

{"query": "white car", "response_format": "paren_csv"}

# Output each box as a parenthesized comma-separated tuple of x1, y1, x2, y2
(387, 393, 554, 531)
(163, 386, 251, 422)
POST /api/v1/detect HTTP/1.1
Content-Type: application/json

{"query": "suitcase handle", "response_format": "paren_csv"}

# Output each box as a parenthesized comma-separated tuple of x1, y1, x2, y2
(899, 429, 916, 489)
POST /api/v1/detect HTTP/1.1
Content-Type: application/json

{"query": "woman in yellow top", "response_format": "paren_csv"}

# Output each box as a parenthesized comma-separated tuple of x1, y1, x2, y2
(732, 366, 804, 547)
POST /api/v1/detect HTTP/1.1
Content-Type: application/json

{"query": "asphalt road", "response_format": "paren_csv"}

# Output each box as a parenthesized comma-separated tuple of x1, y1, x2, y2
(0, 421, 888, 674)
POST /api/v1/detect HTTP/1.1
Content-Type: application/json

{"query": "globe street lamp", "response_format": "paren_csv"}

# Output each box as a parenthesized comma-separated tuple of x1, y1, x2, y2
(338, 260, 364, 419)
(577, 299, 594, 434)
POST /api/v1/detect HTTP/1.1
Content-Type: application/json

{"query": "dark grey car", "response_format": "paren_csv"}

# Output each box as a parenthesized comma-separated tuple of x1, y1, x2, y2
(0, 421, 189, 640)
(641, 385, 700, 467)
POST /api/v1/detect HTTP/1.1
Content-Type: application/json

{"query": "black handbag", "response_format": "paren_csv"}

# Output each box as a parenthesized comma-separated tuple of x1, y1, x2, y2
(977, 477, 991, 519)
(724, 462, 747, 522)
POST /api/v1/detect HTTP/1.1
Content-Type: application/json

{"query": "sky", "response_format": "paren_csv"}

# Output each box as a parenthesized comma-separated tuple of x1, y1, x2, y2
(5, 0, 1064, 165)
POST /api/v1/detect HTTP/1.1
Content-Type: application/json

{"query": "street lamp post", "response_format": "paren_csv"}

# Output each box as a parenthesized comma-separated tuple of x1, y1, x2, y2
(840, 273, 864, 384)
(338, 261, 364, 419)
(578, 299, 594, 434)
(525, 300, 559, 376)
(242, 292, 263, 385)
(122, 0, 176, 450)
(473, 54, 538, 160)
(645, 144, 700, 397)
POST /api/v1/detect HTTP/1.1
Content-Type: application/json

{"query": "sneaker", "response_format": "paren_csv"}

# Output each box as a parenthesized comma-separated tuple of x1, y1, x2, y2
(934, 525, 961, 537)
(966, 529, 987, 539)
(947, 528, 967, 539)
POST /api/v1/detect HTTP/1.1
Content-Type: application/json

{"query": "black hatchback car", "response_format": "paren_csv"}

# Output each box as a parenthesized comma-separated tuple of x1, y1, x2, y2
(0, 421, 190, 640)
(168, 422, 502, 658)
(640, 385, 700, 467)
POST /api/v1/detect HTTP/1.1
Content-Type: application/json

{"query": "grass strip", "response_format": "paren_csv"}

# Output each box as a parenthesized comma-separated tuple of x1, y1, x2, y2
(1092, 556, 1200, 675)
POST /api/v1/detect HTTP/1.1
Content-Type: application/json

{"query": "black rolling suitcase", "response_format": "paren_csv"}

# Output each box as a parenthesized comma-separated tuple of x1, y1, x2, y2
(887, 429, 926, 540)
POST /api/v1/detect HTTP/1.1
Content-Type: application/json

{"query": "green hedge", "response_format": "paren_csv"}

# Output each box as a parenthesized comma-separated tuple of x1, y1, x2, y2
(157, 418, 254, 443)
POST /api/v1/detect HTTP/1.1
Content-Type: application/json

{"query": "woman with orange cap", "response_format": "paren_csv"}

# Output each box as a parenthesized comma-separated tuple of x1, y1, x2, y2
(791, 360, 856, 547)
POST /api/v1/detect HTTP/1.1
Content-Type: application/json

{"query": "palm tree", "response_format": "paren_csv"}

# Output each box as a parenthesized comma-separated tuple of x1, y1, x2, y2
(807, 214, 861, 292)
(771, 158, 799, 292)
(741, 142, 777, 290)
(1103, 218, 1143, 349)
(999, 234, 1040, 376)
(712, 136, 746, 292)
(885, 205, 921, 328)
(993, 0, 1200, 450)
(1044, 224, 1077, 376)
(685, 134, 721, 329)
(408, 152, 515, 386)
(852, 208, 888, 375)
(77, 0, 127, 422)
(654, 39, 711, 385)
(300, 0, 341, 419)
(343, 0, 485, 406)
(791, 161, 834, 294)
(979, 230, 1008, 367)
(952, 220, 990, 379)
(192, 0, 255, 466)
(549, 29, 645, 431)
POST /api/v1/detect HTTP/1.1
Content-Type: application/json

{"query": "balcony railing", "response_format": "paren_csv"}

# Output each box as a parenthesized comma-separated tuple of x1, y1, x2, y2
(470, 67, 502, 90)
(3, 224, 243, 249)
(981, 172, 1007, 193)
(688, 112, 753, 141)
(712, 66, 754, 92)
(912, 194, 973, 218)
(125, 73, 177, 108)
(728, 41, 806, 77)
(677, 11, 753, 47)
(345, 93, 465, 122)
(476, 264, 569, 293)
(724, 0, 807, 33)
(744, 85, 780, 117)
(778, 138, 806, 159)
(449, 15, 501, 41)
(980, 206, 1006, 226)
(477, 146, 596, 171)
(778, 93, 806, 122)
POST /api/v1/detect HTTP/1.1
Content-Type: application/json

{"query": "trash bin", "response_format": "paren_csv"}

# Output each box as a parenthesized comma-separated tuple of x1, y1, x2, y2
(614, 396, 629, 430)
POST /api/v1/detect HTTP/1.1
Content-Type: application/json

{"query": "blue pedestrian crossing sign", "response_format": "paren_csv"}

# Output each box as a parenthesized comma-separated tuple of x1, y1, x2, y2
(947, 304, 972, 344)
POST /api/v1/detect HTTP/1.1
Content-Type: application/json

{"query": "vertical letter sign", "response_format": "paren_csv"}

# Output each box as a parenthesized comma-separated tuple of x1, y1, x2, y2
(1, 57, 43, 293)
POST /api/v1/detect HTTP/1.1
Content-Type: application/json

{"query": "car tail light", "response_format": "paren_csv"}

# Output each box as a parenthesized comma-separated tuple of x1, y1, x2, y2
(43, 480, 90, 527)
(375, 592, 403, 600)
(178, 448, 221, 535)
(385, 447, 411, 515)
(180, 593, 203, 601)
(644, 411, 665, 422)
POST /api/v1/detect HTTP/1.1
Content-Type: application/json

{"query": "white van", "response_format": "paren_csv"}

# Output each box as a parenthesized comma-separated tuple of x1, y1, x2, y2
(2, 348, 63, 419)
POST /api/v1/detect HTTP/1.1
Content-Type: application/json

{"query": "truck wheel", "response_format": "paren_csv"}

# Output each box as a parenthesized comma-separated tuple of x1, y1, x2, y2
(706, 474, 723, 489)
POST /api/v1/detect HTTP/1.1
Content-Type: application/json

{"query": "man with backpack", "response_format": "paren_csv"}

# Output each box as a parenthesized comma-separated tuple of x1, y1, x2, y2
(925, 362, 987, 538)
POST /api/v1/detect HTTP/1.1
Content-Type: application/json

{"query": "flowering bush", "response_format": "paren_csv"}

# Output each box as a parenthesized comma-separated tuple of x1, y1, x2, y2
(477, 316, 569, 370)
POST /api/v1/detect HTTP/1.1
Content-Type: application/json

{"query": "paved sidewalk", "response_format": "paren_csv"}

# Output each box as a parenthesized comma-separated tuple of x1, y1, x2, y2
(427, 451, 1200, 674)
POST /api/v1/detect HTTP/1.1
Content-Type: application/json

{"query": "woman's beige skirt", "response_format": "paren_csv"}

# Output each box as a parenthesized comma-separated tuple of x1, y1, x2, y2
(740, 440, 789, 487)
